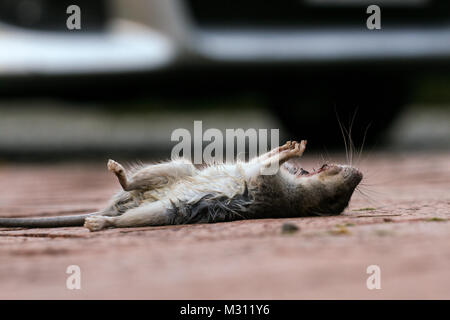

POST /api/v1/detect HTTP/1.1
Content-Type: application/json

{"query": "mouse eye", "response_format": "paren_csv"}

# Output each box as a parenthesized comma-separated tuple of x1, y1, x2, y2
(320, 164, 328, 170)
(300, 168, 309, 175)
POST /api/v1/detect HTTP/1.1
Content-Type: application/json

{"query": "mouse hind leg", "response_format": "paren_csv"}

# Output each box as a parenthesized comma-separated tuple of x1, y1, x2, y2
(108, 158, 197, 191)
(84, 201, 170, 231)
(108, 160, 129, 190)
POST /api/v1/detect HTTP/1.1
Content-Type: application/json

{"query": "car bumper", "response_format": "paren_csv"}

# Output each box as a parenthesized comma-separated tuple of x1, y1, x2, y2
(192, 27, 450, 63)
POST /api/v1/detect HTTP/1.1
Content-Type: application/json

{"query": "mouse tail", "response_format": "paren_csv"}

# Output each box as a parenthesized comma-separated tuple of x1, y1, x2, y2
(0, 212, 101, 228)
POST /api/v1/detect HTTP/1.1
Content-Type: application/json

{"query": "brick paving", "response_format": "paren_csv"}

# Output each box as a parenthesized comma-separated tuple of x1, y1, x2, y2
(0, 152, 449, 299)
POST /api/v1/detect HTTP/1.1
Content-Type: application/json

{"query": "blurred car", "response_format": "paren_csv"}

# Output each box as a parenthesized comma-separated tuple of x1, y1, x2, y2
(1, 0, 450, 146)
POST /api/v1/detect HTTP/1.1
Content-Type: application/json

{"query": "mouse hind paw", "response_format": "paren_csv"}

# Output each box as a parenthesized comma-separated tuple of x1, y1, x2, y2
(108, 159, 125, 173)
(84, 216, 113, 232)
(107, 159, 129, 190)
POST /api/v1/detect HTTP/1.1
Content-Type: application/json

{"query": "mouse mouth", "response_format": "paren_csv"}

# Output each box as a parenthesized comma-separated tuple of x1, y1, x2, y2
(284, 161, 331, 178)
(296, 164, 330, 177)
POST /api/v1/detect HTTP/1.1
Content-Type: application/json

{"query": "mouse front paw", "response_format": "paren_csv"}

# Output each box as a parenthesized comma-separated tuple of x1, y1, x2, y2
(279, 140, 307, 161)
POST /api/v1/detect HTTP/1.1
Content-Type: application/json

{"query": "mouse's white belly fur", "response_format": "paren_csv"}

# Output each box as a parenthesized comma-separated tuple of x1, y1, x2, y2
(141, 163, 248, 207)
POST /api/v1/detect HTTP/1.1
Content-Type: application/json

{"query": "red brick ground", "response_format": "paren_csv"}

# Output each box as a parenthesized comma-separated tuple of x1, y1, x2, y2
(0, 152, 449, 299)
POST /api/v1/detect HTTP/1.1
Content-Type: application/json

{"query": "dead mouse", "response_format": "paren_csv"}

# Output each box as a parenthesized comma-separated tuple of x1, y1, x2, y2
(0, 140, 362, 231)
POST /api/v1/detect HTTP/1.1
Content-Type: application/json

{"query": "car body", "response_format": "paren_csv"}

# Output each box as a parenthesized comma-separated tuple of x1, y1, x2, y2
(0, 0, 449, 76)
(0, 0, 448, 146)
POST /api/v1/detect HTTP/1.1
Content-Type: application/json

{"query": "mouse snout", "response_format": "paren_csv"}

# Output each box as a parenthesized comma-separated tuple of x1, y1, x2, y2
(342, 166, 363, 185)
